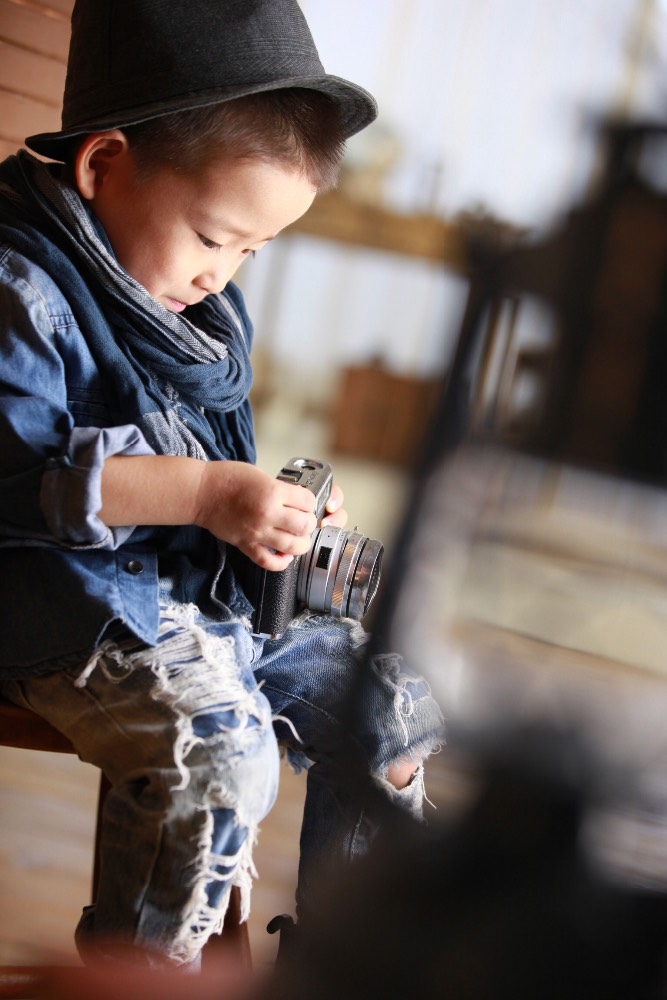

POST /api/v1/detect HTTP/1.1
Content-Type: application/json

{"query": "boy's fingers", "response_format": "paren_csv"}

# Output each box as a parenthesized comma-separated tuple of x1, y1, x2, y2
(270, 527, 313, 556)
(282, 482, 317, 513)
(325, 484, 344, 513)
(320, 508, 348, 529)
(243, 543, 294, 572)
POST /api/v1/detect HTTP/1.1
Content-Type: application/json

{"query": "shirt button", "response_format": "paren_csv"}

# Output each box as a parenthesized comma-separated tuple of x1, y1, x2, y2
(126, 560, 144, 575)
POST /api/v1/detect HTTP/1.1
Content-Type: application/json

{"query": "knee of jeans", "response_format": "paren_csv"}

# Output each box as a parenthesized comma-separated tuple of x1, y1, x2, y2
(191, 713, 281, 828)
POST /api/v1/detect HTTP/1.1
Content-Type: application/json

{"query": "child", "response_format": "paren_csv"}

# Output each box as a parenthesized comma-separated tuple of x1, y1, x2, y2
(0, 0, 444, 970)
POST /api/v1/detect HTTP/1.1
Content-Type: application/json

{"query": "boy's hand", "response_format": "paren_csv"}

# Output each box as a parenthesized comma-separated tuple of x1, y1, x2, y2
(196, 461, 318, 571)
(320, 483, 348, 530)
(100, 455, 347, 573)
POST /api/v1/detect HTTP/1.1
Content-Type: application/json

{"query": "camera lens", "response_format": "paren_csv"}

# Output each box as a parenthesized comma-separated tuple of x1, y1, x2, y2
(296, 526, 384, 621)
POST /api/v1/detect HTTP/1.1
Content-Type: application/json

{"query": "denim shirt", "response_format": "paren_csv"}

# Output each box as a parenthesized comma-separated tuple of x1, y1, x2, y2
(0, 243, 237, 675)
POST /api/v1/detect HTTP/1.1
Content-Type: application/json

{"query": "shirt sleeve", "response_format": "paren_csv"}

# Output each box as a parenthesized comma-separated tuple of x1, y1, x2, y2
(40, 424, 155, 548)
(0, 250, 155, 550)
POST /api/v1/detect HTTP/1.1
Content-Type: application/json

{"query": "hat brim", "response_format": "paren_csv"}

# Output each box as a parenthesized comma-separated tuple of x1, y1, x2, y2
(25, 76, 378, 161)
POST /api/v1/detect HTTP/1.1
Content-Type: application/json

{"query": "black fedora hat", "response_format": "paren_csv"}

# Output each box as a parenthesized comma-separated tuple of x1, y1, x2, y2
(26, 0, 378, 161)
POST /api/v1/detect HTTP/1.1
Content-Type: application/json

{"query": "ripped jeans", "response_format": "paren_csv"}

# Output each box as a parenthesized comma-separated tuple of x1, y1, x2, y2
(0, 600, 443, 967)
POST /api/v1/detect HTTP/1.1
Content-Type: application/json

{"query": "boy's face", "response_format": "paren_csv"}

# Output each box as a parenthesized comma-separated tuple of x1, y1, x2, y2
(81, 137, 316, 311)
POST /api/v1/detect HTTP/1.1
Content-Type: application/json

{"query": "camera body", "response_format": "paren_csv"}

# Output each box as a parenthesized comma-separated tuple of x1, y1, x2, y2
(231, 457, 384, 639)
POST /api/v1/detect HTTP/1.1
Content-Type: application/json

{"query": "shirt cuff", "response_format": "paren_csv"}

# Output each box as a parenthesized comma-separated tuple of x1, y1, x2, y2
(40, 425, 156, 548)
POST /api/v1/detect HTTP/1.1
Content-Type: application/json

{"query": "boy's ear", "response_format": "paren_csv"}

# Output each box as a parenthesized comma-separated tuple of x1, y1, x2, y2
(74, 130, 129, 200)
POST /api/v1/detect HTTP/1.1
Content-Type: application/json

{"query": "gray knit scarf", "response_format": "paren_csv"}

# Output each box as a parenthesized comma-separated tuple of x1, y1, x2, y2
(0, 151, 255, 462)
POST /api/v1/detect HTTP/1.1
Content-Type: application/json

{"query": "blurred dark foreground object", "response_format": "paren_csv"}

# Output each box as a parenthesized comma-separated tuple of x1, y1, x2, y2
(368, 119, 667, 734)
(264, 725, 667, 1000)
(294, 118, 667, 1000)
(19, 730, 667, 1000)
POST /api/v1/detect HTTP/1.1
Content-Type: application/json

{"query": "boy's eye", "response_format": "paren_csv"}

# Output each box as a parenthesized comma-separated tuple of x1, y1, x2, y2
(197, 235, 255, 258)
(198, 233, 222, 251)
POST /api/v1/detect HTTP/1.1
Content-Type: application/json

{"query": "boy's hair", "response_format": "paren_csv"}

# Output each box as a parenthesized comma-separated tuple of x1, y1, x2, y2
(119, 88, 347, 191)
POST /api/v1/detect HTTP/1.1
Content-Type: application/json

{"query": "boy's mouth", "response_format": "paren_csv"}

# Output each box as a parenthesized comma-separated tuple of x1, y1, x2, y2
(166, 297, 188, 312)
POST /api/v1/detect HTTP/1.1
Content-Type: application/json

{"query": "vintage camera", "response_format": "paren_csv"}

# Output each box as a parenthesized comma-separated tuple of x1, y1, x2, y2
(232, 457, 384, 639)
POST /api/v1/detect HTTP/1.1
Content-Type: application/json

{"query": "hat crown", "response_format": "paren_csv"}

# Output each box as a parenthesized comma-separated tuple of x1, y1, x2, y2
(63, 0, 326, 130)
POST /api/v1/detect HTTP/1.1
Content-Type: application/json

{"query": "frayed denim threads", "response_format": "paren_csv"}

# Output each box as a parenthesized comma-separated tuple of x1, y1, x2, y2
(0, 603, 444, 967)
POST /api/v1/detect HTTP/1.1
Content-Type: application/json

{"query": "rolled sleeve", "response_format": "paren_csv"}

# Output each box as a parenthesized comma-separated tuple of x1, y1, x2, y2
(40, 424, 155, 548)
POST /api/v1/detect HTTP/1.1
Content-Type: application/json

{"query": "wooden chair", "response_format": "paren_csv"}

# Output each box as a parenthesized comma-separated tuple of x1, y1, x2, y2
(0, 696, 251, 998)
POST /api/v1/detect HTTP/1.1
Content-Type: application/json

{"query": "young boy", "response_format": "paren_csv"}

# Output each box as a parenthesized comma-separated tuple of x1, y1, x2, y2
(0, 0, 443, 970)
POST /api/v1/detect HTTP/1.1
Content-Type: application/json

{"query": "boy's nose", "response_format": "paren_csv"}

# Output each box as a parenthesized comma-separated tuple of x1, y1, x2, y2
(194, 265, 234, 296)
(193, 253, 236, 295)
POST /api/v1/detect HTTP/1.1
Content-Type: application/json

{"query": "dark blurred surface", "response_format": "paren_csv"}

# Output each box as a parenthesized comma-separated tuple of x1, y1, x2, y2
(267, 118, 667, 999)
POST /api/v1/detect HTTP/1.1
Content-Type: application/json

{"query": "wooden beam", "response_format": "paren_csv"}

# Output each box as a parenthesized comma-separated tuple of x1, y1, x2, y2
(286, 189, 468, 271)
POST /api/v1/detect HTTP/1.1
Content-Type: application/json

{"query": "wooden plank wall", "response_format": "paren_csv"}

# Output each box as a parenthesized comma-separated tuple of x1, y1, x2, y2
(0, 0, 73, 160)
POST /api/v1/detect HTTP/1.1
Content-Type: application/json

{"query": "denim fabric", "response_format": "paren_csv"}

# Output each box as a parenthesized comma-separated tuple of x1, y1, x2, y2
(0, 241, 247, 671)
(0, 597, 443, 967)
(0, 601, 278, 966)
(255, 612, 443, 919)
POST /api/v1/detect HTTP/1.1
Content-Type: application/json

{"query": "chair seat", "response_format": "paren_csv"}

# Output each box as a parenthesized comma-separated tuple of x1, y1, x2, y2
(0, 696, 75, 753)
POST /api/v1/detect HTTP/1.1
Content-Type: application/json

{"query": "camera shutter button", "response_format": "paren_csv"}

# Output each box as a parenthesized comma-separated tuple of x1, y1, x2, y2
(126, 559, 145, 575)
